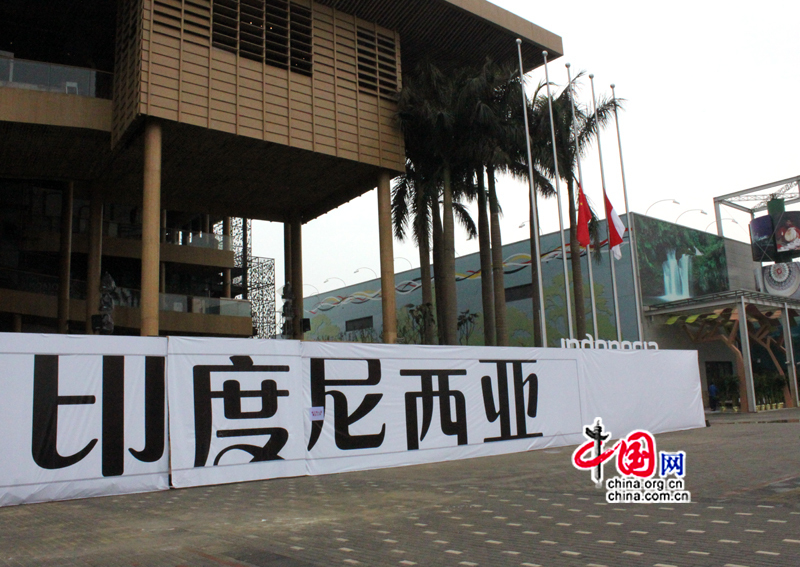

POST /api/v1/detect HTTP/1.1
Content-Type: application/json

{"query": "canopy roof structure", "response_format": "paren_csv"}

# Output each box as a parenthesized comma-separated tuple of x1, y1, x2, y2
(646, 290, 800, 412)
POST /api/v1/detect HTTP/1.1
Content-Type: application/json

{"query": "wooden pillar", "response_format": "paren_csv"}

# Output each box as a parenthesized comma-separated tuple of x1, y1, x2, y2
(85, 187, 104, 333)
(223, 217, 232, 298)
(141, 120, 162, 337)
(12, 313, 22, 333)
(58, 182, 74, 334)
(291, 216, 303, 339)
(377, 171, 397, 344)
(159, 209, 167, 293)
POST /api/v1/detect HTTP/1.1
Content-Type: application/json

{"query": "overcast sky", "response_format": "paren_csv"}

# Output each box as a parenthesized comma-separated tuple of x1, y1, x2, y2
(253, 0, 800, 300)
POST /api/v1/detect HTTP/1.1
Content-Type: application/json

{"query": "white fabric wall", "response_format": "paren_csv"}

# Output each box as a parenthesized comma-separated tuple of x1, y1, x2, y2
(0, 334, 705, 504)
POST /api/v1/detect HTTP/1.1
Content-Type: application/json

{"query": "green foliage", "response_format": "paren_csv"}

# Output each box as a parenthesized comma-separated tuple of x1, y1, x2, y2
(635, 215, 729, 302)
(309, 314, 341, 341)
(753, 371, 787, 405)
(457, 309, 478, 345)
(507, 306, 533, 346)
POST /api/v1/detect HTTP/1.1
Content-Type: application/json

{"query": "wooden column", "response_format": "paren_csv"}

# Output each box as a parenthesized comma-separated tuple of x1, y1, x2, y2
(141, 120, 162, 337)
(377, 171, 397, 344)
(223, 217, 232, 298)
(291, 217, 303, 339)
(58, 182, 74, 334)
(85, 188, 104, 333)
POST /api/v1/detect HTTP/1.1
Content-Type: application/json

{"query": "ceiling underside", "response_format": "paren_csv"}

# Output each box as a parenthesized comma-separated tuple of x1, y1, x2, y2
(103, 120, 384, 223)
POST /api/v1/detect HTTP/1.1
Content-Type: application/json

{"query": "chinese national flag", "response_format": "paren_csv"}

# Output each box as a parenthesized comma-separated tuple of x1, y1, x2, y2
(604, 191, 625, 260)
(577, 184, 591, 248)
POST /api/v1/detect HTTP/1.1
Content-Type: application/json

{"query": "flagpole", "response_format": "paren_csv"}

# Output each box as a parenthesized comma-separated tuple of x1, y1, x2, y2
(589, 74, 622, 342)
(566, 63, 599, 340)
(611, 84, 645, 343)
(543, 50, 574, 341)
(517, 39, 547, 347)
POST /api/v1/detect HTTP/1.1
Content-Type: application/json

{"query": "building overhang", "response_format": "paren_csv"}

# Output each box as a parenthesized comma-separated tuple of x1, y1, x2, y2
(313, 0, 563, 71)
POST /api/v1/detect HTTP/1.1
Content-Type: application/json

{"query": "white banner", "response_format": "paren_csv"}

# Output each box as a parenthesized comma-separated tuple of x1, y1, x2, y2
(0, 334, 170, 506)
(0, 334, 704, 503)
(167, 339, 705, 488)
(167, 338, 307, 487)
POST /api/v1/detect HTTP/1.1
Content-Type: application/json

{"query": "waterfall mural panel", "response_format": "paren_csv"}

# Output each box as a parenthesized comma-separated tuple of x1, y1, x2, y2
(634, 215, 729, 305)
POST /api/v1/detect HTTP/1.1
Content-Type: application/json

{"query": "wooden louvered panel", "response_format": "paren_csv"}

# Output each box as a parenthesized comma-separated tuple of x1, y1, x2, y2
(127, 0, 404, 172)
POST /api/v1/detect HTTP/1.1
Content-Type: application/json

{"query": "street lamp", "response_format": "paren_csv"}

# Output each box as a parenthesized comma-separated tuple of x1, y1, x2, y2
(706, 218, 739, 231)
(394, 257, 413, 270)
(324, 277, 346, 287)
(303, 283, 320, 298)
(354, 267, 378, 279)
(645, 199, 680, 215)
(675, 209, 708, 224)
(519, 220, 530, 229)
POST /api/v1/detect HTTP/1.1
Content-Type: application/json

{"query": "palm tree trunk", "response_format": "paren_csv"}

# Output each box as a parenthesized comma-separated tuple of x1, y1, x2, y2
(488, 165, 508, 346)
(567, 178, 586, 340)
(441, 166, 458, 345)
(431, 199, 445, 345)
(477, 168, 496, 346)
(528, 187, 543, 347)
(416, 197, 434, 345)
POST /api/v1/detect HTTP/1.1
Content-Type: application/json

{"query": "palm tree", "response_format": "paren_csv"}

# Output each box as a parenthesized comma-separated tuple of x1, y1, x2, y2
(458, 60, 529, 346)
(396, 60, 462, 345)
(392, 163, 435, 344)
(527, 73, 619, 340)
(392, 163, 477, 345)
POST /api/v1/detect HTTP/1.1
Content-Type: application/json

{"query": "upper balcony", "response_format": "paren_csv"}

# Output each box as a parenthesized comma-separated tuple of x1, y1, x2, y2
(0, 54, 113, 100)
(0, 266, 254, 337)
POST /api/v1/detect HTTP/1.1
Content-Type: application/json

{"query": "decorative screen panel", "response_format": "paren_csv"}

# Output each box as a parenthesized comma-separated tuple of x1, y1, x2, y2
(211, 0, 312, 76)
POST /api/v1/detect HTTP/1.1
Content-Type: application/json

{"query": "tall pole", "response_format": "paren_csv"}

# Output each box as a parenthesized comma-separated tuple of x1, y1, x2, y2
(517, 39, 547, 346)
(566, 63, 598, 339)
(782, 303, 799, 407)
(589, 74, 622, 341)
(611, 84, 644, 343)
(58, 181, 74, 334)
(543, 50, 574, 341)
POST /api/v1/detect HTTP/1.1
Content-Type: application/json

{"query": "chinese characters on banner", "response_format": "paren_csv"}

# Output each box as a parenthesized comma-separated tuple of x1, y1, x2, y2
(0, 335, 705, 505)
(167, 340, 581, 487)
(0, 335, 169, 507)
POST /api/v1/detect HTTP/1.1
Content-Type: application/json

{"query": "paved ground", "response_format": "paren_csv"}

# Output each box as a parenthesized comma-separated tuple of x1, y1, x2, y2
(1, 410, 798, 567)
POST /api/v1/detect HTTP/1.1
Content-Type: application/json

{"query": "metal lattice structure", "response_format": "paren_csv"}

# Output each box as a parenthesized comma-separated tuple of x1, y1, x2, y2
(215, 219, 276, 339)
(713, 174, 800, 234)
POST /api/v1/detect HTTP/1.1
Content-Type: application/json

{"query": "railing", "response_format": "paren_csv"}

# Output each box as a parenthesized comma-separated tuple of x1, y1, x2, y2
(164, 229, 233, 251)
(0, 56, 113, 100)
(159, 293, 252, 317)
(0, 268, 251, 322)
(0, 267, 86, 299)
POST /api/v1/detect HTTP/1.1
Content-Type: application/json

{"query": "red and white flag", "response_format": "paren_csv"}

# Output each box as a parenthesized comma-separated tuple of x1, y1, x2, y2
(604, 192, 625, 260)
(577, 183, 592, 248)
